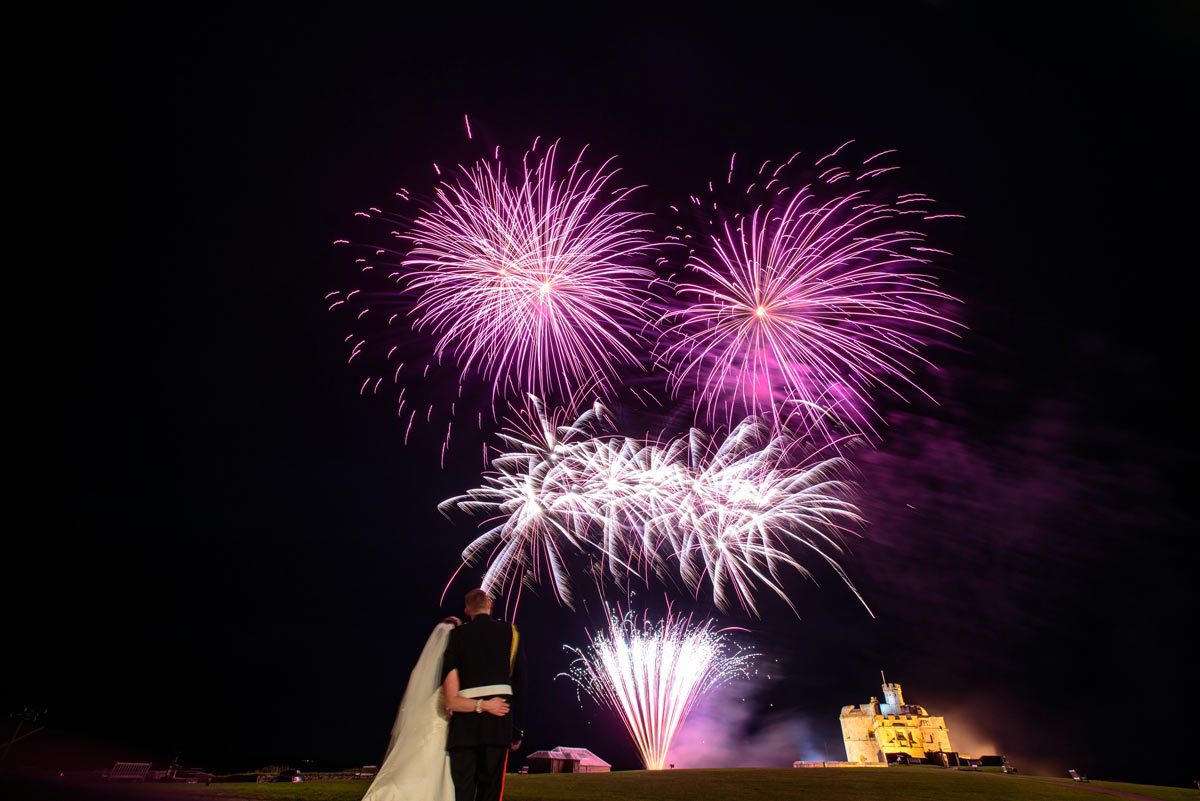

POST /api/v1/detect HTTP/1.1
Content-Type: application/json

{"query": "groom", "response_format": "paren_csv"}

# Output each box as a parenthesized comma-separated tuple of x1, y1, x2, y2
(441, 589, 526, 801)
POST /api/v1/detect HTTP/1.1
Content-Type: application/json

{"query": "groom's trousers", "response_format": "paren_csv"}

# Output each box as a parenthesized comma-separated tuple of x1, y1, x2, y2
(449, 745, 508, 801)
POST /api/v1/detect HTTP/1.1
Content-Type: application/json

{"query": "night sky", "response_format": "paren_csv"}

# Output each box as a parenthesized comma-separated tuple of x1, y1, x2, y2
(13, 1, 1197, 790)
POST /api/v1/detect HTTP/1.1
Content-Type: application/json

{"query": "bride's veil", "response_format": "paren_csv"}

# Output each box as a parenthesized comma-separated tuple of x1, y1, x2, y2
(383, 621, 455, 760)
(363, 620, 457, 801)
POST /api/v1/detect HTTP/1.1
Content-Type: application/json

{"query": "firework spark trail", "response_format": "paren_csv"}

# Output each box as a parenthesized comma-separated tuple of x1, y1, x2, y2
(562, 610, 756, 770)
(657, 144, 962, 440)
(440, 397, 868, 616)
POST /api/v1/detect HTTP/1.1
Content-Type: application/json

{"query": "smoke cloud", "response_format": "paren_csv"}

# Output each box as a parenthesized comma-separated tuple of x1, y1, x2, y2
(667, 679, 829, 768)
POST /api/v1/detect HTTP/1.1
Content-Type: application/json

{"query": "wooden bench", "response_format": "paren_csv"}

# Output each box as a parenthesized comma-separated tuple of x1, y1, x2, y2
(354, 765, 378, 779)
(104, 762, 151, 782)
(1068, 769, 1088, 782)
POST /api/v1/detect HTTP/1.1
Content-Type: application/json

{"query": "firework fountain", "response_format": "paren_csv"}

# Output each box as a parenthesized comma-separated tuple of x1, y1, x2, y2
(562, 610, 757, 770)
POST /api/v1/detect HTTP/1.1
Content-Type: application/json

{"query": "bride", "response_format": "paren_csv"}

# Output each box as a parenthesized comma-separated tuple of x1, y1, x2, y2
(362, 617, 460, 801)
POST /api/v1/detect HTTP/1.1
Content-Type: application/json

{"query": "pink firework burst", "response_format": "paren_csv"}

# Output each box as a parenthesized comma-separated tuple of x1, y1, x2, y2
(403, 139, 661, 404)
(657, 144, 962, 439)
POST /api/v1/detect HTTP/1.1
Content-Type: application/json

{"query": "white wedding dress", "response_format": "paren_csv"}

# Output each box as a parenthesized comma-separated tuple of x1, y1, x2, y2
(362, 622, 455, 801)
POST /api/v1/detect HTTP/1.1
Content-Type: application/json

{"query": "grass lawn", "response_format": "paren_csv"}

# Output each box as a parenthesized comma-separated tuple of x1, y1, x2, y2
(113, 768, 1199, 801)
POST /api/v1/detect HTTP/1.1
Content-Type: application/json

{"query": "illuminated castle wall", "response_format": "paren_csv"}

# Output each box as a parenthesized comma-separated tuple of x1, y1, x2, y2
(840, 679, 953, 764)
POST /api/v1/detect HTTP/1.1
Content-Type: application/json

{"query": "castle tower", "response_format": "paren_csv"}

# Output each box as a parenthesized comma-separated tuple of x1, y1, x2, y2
(840, 675, 954, 765)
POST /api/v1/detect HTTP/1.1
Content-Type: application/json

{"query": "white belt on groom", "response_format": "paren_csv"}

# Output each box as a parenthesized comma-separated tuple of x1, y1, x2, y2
(459, 684, 512, 698)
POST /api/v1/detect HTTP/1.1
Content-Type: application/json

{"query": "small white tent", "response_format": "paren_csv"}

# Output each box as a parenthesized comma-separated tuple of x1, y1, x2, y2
(525, 746, 611, 773)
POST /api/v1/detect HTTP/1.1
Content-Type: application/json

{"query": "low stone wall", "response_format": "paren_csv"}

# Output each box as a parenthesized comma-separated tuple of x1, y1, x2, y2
(794, 761, 889, 768)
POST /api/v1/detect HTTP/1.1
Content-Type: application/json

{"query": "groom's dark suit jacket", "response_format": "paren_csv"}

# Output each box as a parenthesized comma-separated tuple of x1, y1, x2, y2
(442, 613, 526, 748)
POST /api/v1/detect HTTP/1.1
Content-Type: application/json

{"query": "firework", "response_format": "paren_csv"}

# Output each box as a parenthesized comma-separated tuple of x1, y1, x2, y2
(438, 395, 616, 606)
(657, 143, 961, 439)
(562, 611, 755, 770)
(666, 419, 868, 616)
(329, 138, 660, 458)
(440, 398, 867, 615)
(405, 139, 660, 402)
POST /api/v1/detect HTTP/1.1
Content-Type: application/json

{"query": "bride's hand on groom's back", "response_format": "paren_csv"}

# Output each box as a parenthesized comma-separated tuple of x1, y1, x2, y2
(481, 698, 509, 716)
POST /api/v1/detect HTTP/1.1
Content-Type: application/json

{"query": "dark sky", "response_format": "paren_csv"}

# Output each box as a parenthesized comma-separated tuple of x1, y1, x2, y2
(12, 1, 1197, 790)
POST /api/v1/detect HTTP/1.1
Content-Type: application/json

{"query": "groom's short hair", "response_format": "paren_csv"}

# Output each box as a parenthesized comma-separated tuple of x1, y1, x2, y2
(464, 589, 491, 614)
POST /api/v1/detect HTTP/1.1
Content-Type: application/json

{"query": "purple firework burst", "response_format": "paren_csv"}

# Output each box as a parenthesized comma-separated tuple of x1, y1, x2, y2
(657, 144, 962, 440)
(329, 138, 661, 459)
(404, 139, 661, 402)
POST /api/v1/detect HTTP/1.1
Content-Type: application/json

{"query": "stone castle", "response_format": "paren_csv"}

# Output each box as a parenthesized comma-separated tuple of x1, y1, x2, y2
(839, 675, 953, 765)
